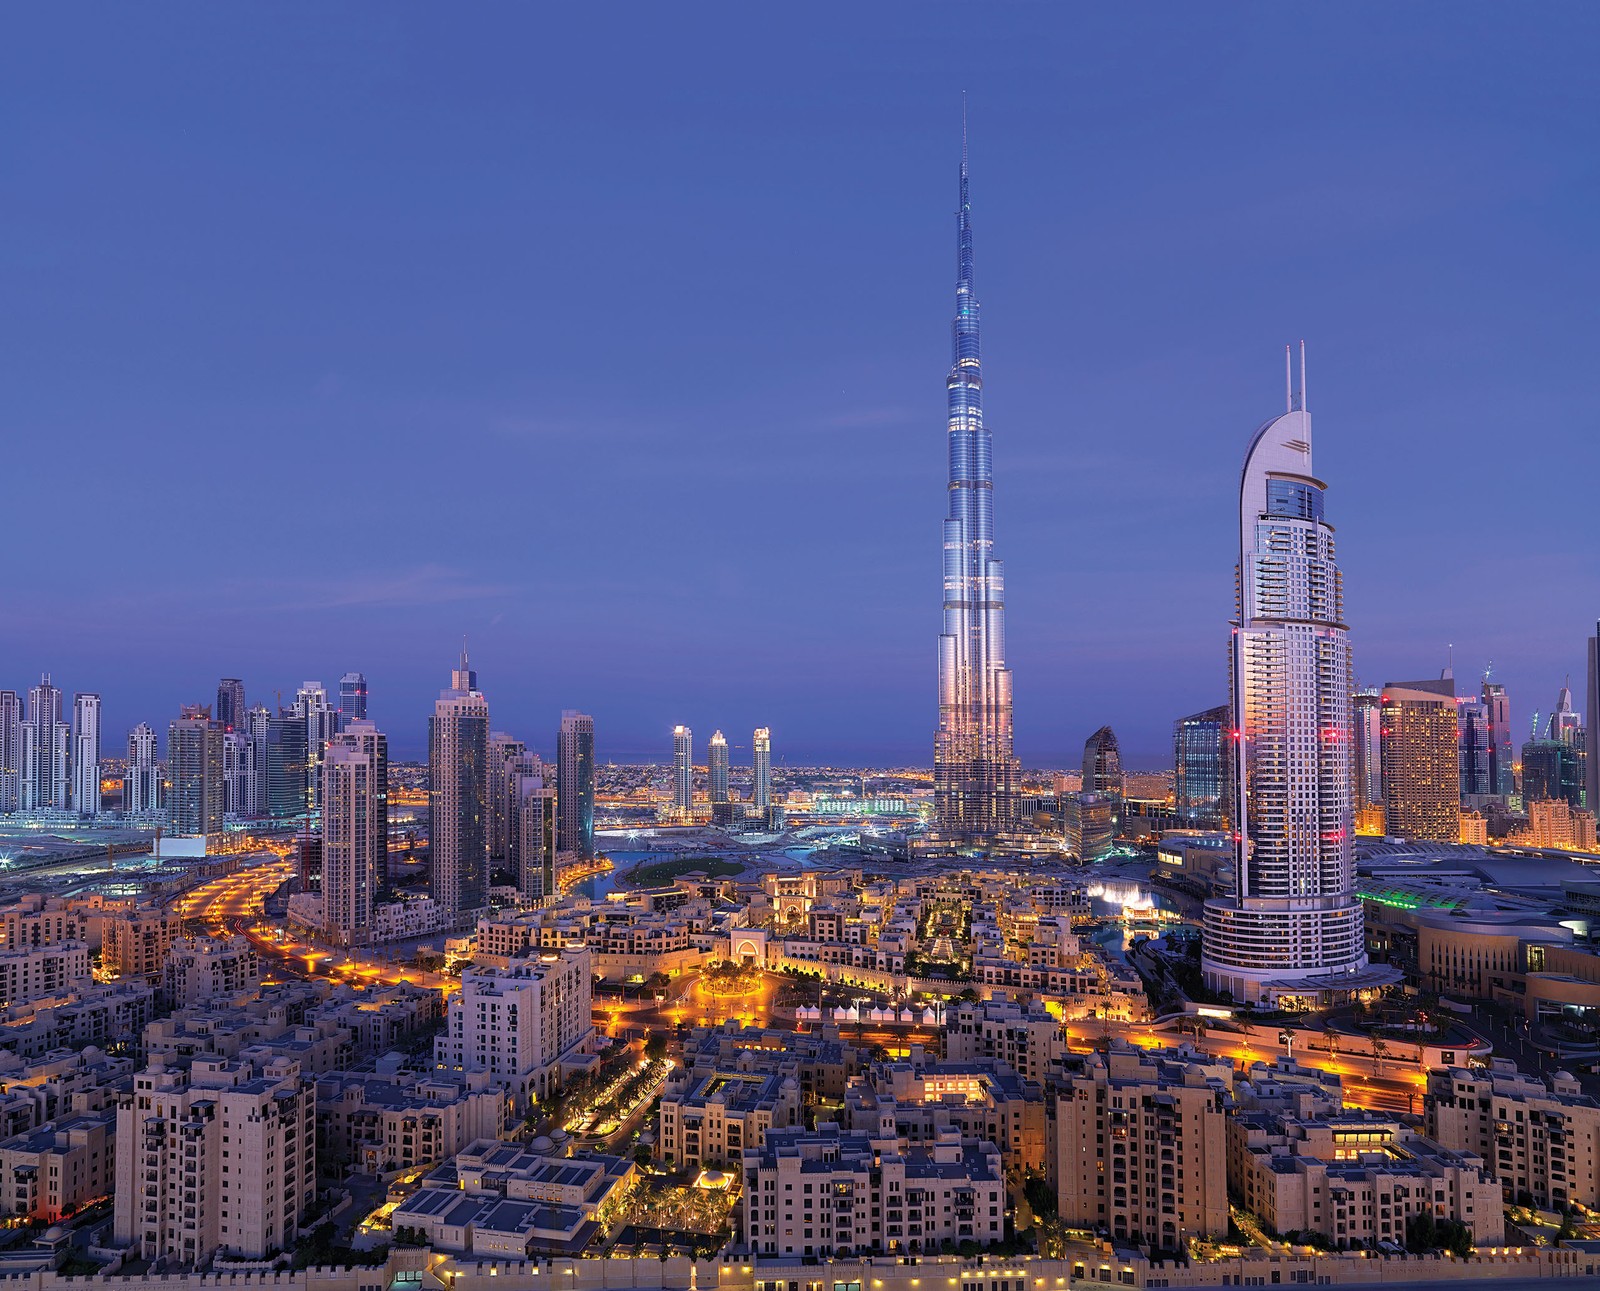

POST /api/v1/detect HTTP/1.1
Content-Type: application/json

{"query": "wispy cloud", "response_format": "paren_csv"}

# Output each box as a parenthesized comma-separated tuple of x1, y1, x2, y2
(821, 407, 916, 430)
(260, 564, 518, 611)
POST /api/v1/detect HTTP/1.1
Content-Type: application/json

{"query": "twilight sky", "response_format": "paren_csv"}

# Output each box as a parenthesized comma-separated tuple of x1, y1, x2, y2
(3, 4, 1596, 767)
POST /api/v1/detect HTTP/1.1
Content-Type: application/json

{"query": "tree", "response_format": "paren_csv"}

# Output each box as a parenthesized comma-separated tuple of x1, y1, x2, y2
(646, 1033, 667, 1060)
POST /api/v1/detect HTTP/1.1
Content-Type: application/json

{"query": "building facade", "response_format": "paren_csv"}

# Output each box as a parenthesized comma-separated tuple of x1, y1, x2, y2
(556, 710, 595, 860)
(338, 672, 368, 723)
(708, 730, 730, 803)
(752, 727, 772, 811)
(322, 720, 388, 944)
(672, 725, 693, 820)
(123, 723, 162, 814)
(430, 650, 490, 920)
(0, 691, 20, 812)
(1381, 679, 1461, 843)
(166, 706, 224, 838)
(1173, 706, 1229, 829)
(71, 692, 101, 816)
(21, 675, 69, 811)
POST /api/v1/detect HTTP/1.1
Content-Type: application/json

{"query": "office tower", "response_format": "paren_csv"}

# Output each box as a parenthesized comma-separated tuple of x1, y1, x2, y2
(264, 711, 309, 822)
(124, 722, 162, 813)
(1352, 687, 1384, 809)
(0, 691, 19, 812)
(246, 704, 271, 818)
(707, 730, 730, 803)
(435, 946, 594, 1107)
(1380, 678, 1461, 842)
(430, 648, 489, 918)
(515, 766, 558, 902)
(71, 693, 101, 816)
(1522, 738, 1583, 809)
(1202, 351, 1388, 1006)
(556, 710, 595, 860)
(322, 720, 387, 946)
(167, 705, 224, 837)
(1482, 678, 1515, 799)
(672, 725, 693, 820)
(1589, 622, 1599, 813)
(294, 681, 339, 813)
(215, 678, 246, 732)
(338, 671, 368, 723)
(1173, 705, 1229, 828)
(222, 730, 253, 818)
(933, 121, 1019, 840)
(113, 1056, 315, 1265)
(752, 726, 772, 811)
(1082, 725, 1124, 798)
(1458, 697, 1494, 802)
(487, 733, 528, 866)
(1550, 681, 1581, 744)
(21, 675, 69, 811)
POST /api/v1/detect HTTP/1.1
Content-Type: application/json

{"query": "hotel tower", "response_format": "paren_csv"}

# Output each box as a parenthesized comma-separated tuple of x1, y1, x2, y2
(934, 116, 1018, 838)
(1201, 349, 1397, 1006)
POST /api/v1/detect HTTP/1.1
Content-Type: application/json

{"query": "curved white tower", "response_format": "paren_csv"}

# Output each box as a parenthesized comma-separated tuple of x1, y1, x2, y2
(1202, 348, 1397, 1007)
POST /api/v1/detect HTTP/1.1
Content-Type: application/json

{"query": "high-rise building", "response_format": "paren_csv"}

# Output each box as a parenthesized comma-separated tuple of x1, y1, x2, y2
(487, 732, 528, 867)
(71, 692, 101, 816)
(933, 122, 1018, 840)
(1082, 725, 1124, 799)
(1522, 738, 1583, 810)
(556, 710, 595, 861)
(1549, 681, 1581, 744)
(294, 682, 339, 814)
(430, 648, 489, 919)
(338, 671, 368, 723)
(515, 767, 558, 902)
(264, 711, 309, 822)
(21, 675, 69, 811)
(1173, 705, 1229, 829)
(167, 705, 224, 838)
(1483, 678, 1516, 800)
(1380, 678, 1461, 843)
(1201, 351, 1390, 1006)
(672, 725, 693, 820)
(222, 730, 254, 818)
(124, 722, 162, 813)
(0, 691, 20, 812)
(708, 730, 730, 803)
(322, 720, 387, 946)
(752, 726, 771, 811)
(215, 678, 246, 732)
(1458, 697, 1494, 803)
(1353, 687, 1384, 809)
(1588, 621, 1599, 813)
(246, 704, 271, 819)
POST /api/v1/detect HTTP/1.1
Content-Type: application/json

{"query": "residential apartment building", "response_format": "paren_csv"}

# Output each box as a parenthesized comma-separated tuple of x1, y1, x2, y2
(113, 1056, 316, 1266)
(0, 1111, 115, 1222)
(1053, 1044, 1231, 1251)
(1228, 1110, 1502, 1248)
(0, 980, 156, 1062)
(0, 896, 94, 951)
(944, 998, 1066, 1084)
(160, 936, 261, 1009)
(658, 1065, 801, 1169)
(314, 1069, 501, 1174)
(1426, 1061, 1600, 1208)
(740, 1124, 1004, 1258)
(102, 906, 183, 981)
(434, 947, 594, 1106)
(0, 941, 89, 1009)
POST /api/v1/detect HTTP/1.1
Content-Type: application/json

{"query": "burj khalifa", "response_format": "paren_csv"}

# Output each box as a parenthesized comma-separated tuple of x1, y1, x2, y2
(934, 118, 1019, 839)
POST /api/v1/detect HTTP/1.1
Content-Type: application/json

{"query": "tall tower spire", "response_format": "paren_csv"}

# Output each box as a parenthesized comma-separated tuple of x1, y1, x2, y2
(934, 104, 1018, 842)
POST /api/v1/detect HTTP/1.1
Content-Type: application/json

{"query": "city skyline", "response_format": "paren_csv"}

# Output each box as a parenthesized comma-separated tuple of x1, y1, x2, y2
(3, 6, 1596, 767)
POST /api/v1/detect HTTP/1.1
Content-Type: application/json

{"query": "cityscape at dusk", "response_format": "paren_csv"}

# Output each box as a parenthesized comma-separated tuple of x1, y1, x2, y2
(1, 5, 1598, 1290)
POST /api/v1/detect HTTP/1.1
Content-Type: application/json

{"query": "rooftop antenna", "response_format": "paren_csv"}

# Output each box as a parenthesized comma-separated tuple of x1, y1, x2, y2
(1299, 340, 1307, 412)
(1285, 344, 1293, 413)
(961, 90, 968, 172)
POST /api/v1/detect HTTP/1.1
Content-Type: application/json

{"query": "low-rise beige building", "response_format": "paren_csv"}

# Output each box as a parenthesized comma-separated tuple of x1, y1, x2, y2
(0, 1111, 115, 1221)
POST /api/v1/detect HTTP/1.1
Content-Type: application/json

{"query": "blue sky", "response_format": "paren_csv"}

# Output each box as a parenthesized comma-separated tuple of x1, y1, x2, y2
(3, 4, 1596, 766)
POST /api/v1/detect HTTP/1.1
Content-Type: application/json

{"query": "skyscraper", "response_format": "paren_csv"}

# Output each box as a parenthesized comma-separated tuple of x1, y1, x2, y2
(708, 730, 730, 803)
(295, 682, 340, 814)
(1353, 688, 1384, 810)
(430, 648, 489, 918)
(487, 733, 528, 867)
(1588, 620, 1599, 812)
(215, 678, 246, 732)
(0, 692, 23, 812)
(124, 722, 162, 814)
(71, 692, 101, 816)
(1482, 678, 1515, 800)
(556, 710, 595, 861)
(222, 731, 254, 818)
(246, 704, 272, 819)
(672, 725, 693, 820)
(515, 766, 558, 902)
(21, 675, 69, 811)
(1458, 696, 1494, 803)
(1173, 705, 1229, 829)
(751, 727, 771, 812)
(1082, 726, 1124, 798)
(1522, 739, 1583, 810)
(339, 672, 368, 723)
(933, 117, 1018, 840)
(167, 705, 224, 838)
(264, 711, 310, 822)
(322, 720, 387, 945)
(1202, 350, 1388, 1006)
(1381, 678, 1462, 842)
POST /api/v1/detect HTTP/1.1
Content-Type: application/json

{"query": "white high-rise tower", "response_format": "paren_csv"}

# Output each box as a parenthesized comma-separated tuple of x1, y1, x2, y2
(1201, 348, 1399, 1007)
(72, 693, 102, 815)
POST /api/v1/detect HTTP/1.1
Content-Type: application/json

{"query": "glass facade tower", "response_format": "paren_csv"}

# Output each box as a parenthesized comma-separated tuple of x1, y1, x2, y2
(934, 118, 1018, 838)
(1201, 351, 1395, 1006)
